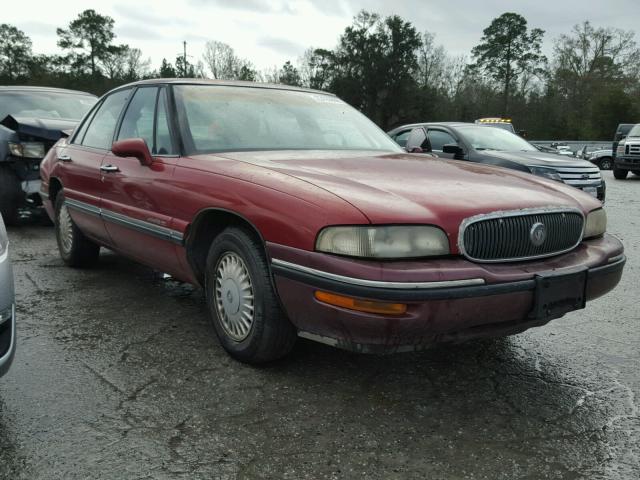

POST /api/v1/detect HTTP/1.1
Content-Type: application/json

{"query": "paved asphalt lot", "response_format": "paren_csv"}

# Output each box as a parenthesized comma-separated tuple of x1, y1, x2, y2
(0, 171, 638, 479)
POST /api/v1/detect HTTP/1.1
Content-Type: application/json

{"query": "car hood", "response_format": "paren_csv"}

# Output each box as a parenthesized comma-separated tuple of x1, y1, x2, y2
(215, 150, 600, 231)
(481, 150, 594, 168)
(0, 115, 78, 141)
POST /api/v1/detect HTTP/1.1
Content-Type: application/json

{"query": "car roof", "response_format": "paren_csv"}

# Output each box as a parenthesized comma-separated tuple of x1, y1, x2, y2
(389, 122, 476, 132)
(108, 78, 335, 97)
(0, 85, 95, 96)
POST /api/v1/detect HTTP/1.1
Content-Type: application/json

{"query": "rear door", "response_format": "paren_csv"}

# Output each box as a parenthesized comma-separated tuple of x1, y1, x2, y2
(58, 88, 132, 245)
(99, 86, 181, 273)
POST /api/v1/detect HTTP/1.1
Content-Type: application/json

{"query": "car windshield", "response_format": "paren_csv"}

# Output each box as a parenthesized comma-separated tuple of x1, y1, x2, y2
(458, 125, 537, 152)
(627, 124, 640, 137)
(174, 85, 403, 154)
(0, 91, 97, 121)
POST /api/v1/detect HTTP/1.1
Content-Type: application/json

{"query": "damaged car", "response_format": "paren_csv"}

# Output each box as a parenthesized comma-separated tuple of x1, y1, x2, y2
(0, 86, 96, 224)
(40, 80, 624, 364)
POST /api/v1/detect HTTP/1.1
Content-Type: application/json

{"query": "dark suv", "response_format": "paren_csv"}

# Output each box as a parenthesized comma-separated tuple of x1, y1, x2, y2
(0, 86, 96, 224)
(388, 122, 606, 201)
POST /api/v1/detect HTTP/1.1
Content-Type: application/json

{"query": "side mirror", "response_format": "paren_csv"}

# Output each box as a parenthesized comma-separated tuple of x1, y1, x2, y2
(442, 144, 464, 157)
(112, 138, 153, 166)
(518, 129, 527, 138)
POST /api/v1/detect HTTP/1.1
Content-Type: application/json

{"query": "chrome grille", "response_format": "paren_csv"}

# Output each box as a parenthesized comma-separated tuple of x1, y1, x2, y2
(554, 166, 601, 187)
(459, 209, 584, 262)
(625, 142, 640, 157)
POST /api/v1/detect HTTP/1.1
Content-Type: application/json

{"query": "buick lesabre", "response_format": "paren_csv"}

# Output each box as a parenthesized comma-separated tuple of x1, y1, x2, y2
(40, 80, 625, 363)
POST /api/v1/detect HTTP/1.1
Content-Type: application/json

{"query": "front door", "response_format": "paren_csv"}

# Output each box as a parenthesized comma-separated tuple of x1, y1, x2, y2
(99, 86, 181, 274)
(426, 128, 460, 159)
(59, 88, 132, 245)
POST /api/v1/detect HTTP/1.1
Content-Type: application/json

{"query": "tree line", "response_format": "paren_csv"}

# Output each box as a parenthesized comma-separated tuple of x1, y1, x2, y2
(1, 9, 639, 140)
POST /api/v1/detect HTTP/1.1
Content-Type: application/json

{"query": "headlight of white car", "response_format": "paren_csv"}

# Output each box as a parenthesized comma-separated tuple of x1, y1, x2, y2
(0, 216, 8, 257)
(316, 225, 450, 258)
(584, 208, 607, 239)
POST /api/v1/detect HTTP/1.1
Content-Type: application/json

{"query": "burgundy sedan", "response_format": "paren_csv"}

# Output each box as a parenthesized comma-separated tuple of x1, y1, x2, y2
(40, 80, 625, 363)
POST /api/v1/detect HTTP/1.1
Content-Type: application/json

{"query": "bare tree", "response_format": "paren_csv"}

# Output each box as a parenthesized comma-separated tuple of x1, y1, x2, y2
(416, 32, 447, 90)
(554, 21, 640, 81)
(202, 40, 256, 80)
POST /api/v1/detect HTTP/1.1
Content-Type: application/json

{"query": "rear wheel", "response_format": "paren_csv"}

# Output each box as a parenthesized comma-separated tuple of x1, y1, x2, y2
(205, 226, 296, 364)
(613, 167, 628, 180)
(598, 157, 612, 170)
(0, 165, 23, 225)
(55, 193, 100, 267)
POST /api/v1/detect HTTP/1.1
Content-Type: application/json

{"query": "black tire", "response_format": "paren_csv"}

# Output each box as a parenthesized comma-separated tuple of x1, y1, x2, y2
(598, 157, 612, 170)
(205, 226, 296, 364)
(54, 193, 100, 267)
(0, 165, 23, 225)
(613, 167, 628, 180)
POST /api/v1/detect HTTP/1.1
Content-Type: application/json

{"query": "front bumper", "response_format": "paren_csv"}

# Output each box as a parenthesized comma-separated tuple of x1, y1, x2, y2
(0, 245, 16, 377)
(615, 157, 640, 171)
(268, 235, 625, 353)
(0, 304, 16, 377)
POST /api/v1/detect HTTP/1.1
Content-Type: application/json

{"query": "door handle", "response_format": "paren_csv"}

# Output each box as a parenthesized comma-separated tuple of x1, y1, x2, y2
(100, 165, 120, 173)
(58, 154, 72, 162)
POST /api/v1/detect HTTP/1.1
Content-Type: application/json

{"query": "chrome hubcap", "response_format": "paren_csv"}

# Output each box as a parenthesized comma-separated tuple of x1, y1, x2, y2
(58, 204, 74, 254)
(214, 252, 255, 341)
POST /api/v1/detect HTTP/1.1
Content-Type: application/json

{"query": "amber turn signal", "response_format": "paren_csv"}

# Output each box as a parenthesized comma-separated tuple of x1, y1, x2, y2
(314, 291, 407, 315)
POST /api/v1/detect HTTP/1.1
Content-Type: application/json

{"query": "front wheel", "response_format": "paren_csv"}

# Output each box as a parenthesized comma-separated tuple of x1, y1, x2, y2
(613, 167, 628, 180)
(598, 157, 612, 170)
(205, 226, 296, 364)
(55, 193, 100, 267)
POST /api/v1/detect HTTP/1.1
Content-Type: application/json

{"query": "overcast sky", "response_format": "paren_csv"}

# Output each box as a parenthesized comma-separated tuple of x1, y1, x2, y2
(6, 0, 640, 73)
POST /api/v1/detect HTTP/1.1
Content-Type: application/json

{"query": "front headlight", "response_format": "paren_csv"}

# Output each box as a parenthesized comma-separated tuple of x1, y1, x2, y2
(529, 166, 563, 182)
(316, 225, 450, 258)
(8, 141, 46, 159)
(584, 209, 607, 239)
(0, 216, 8, 256)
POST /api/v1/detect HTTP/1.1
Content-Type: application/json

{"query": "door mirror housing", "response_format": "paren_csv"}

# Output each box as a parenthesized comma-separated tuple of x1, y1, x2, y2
(442, 144, 464, 157)
(112, 138, 153, 166)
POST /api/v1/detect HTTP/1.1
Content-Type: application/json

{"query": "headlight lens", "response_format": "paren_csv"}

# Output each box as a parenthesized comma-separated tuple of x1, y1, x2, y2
(8, 141, 46, 159)
(584, 209, 607, 239)
(316, 226, 450, 258)
(529, 166, 563, 182)
(0, 216, 8, 256)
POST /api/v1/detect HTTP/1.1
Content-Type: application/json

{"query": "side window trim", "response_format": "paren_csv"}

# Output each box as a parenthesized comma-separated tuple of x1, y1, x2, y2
(153, 87, 180, 157)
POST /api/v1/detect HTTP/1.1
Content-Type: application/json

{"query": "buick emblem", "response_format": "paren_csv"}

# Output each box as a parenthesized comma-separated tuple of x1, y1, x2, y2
(530, 222, 547, 247)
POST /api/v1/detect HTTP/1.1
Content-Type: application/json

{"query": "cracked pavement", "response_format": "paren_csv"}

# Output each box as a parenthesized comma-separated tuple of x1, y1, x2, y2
(0, 170, 638, 479)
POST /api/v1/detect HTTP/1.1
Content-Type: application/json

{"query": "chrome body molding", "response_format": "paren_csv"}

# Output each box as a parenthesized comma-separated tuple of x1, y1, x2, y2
(271, 258, 485, 289)
(64, 198, 184, 245)
(457, 206, 585, 264)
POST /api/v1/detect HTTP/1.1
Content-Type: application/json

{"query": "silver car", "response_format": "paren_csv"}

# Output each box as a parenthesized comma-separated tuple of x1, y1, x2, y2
(0, 213, 15, 377)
